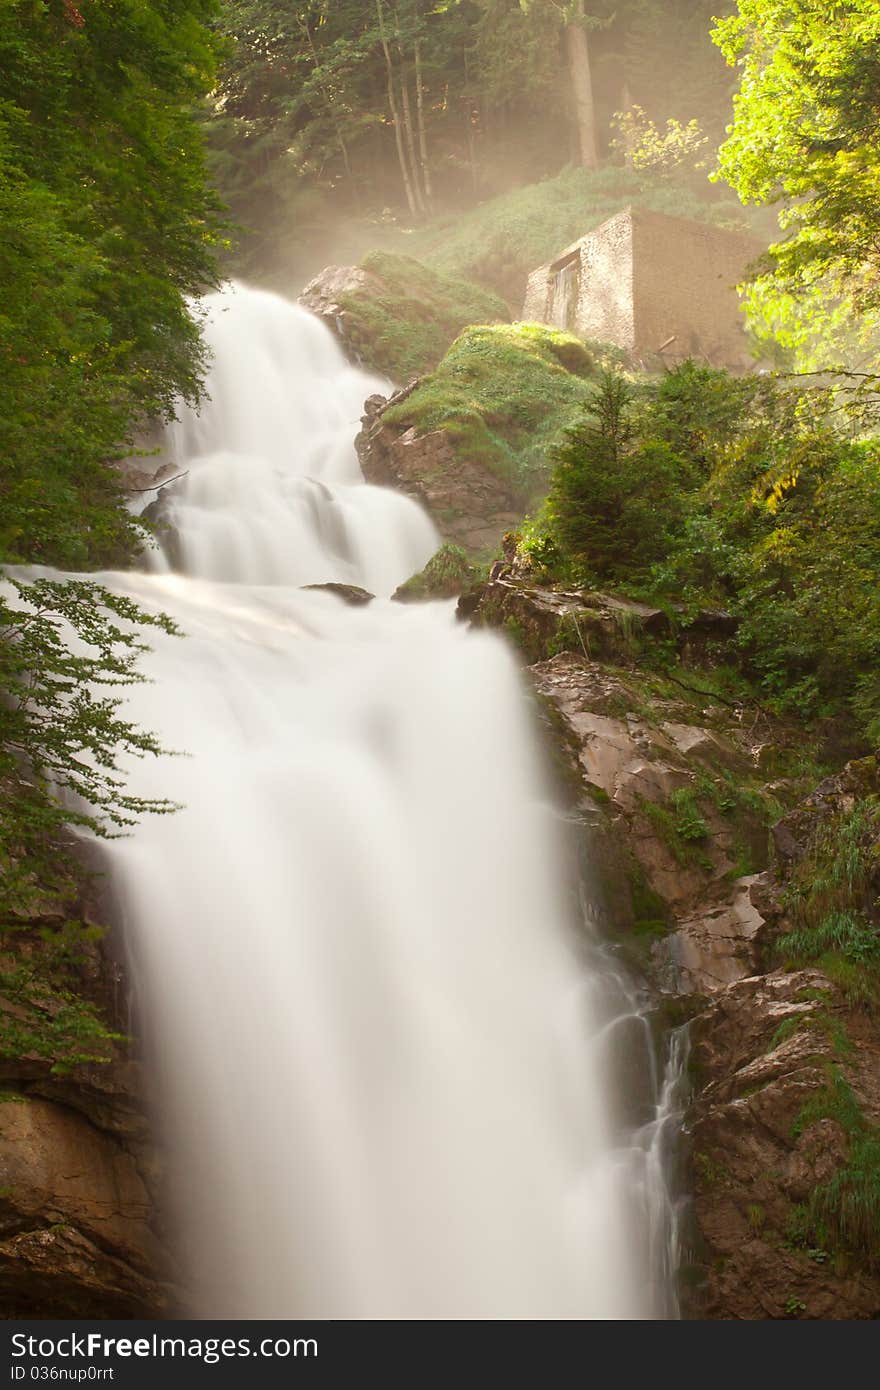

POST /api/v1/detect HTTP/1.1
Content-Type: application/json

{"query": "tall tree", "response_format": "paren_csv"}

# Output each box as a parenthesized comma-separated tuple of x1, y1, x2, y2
(521, 0, 605, 169)
(713, 0, 880, 365)
(619, 0, 735, 136)
(0, 0, 225, 566)
(564, 2, 600, 169)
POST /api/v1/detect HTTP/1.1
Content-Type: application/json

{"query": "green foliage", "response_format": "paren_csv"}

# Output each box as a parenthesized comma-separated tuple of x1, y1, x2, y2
(669, 787, 710, 843)
(638, 797, 711, 870)
(383, 321, 597, 496)
(611, 106, 709, 181)
(747, 1202, 766, 1232)
(337, 252, 507, 380)
(793, 1067, 880, 1267)
(0, 0, 225, 567)
(403, 165, 753, 303)
(627, 866, 670, 939)
(811, 1135, 880, 1267)
(694, 1151, 732, 1189)
(210, 0, 746, 283)
(0, 581, 180, 1072)
(536, 360, 880, 739)
(0, 4, 225, 1072)
(793, 1066, 864, 1140)
(776, 796, 880, 998)
(619, 0, 736, 141)
(780, 911, 880, 969)
(714, 0, 880, 370)
(768, 1009, 852, 1059)
(209, 0, 573, 279)
(0, 579, 179, 927)
(0, 950, 123, 1075)
(543, 372, 694, 583)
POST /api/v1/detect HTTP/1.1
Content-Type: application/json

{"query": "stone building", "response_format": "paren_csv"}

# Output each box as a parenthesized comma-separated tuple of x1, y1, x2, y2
(522, 207, 764, 370)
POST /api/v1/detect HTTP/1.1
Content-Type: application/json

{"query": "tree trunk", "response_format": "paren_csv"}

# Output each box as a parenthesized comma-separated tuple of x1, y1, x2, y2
(299, 18, 355, 189)
(565, 5, 599, 171)
(400, 77, 427, 215)
(375, 0, 420, 217)
(414, 40, 434, 210)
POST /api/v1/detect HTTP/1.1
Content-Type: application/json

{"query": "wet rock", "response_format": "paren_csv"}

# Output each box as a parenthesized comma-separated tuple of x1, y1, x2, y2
(771, 752, 880, 869)
(464, 573, 738, 670)
(664, 878, 766, 994)
(688, 969, 880, 1319)
(356, 394, 523, 554)
(465, 573, 880, 1319)
(302, 583, 375, 606)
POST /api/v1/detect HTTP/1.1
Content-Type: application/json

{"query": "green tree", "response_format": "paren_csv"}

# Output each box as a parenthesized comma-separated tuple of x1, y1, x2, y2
(546, 372, 689, 581)
(713, 0, 880, 367)
(0, 0, 225, 566)
(619, 0, 734, 137)
(0, 1, 226, 1063)
(0, 580, 179, 925)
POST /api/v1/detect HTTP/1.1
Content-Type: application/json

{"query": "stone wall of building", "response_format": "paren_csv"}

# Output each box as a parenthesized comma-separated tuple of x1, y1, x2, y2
(521, 207, 764, 371)
(572, 212, 635, 353)
(630, 209, 762, 369)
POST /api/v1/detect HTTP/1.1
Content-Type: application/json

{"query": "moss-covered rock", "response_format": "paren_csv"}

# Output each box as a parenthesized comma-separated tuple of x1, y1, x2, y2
(299, 252, 507, 380)
(380, 321, 597, 501)
(393, 544, 483, 603)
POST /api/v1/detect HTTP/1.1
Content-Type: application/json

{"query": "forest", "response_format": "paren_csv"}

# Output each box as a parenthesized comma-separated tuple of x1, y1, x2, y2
(1, 0, 879, 1325)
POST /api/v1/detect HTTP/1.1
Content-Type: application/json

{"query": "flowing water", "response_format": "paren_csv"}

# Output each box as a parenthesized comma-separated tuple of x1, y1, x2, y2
(85, 283, 679, 1318)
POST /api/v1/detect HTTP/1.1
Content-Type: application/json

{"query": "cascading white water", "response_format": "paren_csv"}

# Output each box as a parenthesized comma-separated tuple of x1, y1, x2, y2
(92, 282, 672, 1318)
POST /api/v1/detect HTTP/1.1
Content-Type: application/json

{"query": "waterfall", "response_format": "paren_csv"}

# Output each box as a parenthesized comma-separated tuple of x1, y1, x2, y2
(89, 282, 675, 1318)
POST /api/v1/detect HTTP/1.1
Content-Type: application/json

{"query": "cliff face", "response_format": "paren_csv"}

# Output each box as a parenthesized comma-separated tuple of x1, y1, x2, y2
(464, 567, 880, 1319)
(0, 885, 172, 1317)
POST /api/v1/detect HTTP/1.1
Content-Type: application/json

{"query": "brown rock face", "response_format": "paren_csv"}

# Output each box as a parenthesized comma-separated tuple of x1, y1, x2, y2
(689, 971, 880, 1320)
(0, 883, 171, 1317)
(0, 1096, 168, 1317)
(466, 575, 772, 995)
(356, 392, 523, 553)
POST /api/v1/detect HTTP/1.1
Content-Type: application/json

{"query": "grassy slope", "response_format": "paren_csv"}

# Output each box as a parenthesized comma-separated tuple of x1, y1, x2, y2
(389, 167, 758, 302)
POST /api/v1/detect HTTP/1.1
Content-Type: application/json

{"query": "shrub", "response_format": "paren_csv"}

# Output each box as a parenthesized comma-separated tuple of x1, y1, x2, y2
(544, 372, 693, 583)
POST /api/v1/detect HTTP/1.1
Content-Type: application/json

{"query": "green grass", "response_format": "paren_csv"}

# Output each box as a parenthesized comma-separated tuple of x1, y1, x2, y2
(639, 795, 711, 867)
(792, 1068, 880, 1268)
(767, 1009, 852, 1058)
(336, 251, 507, 381)
(776, 796, 880, 1001)
(382, 321, 597, 498)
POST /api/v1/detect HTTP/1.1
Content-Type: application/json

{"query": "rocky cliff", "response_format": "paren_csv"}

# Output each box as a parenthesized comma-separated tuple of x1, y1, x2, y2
(463, 565, 880, 1319)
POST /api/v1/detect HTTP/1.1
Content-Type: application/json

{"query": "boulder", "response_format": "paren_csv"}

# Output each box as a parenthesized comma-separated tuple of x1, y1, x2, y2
(302, 583, 374, 606)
